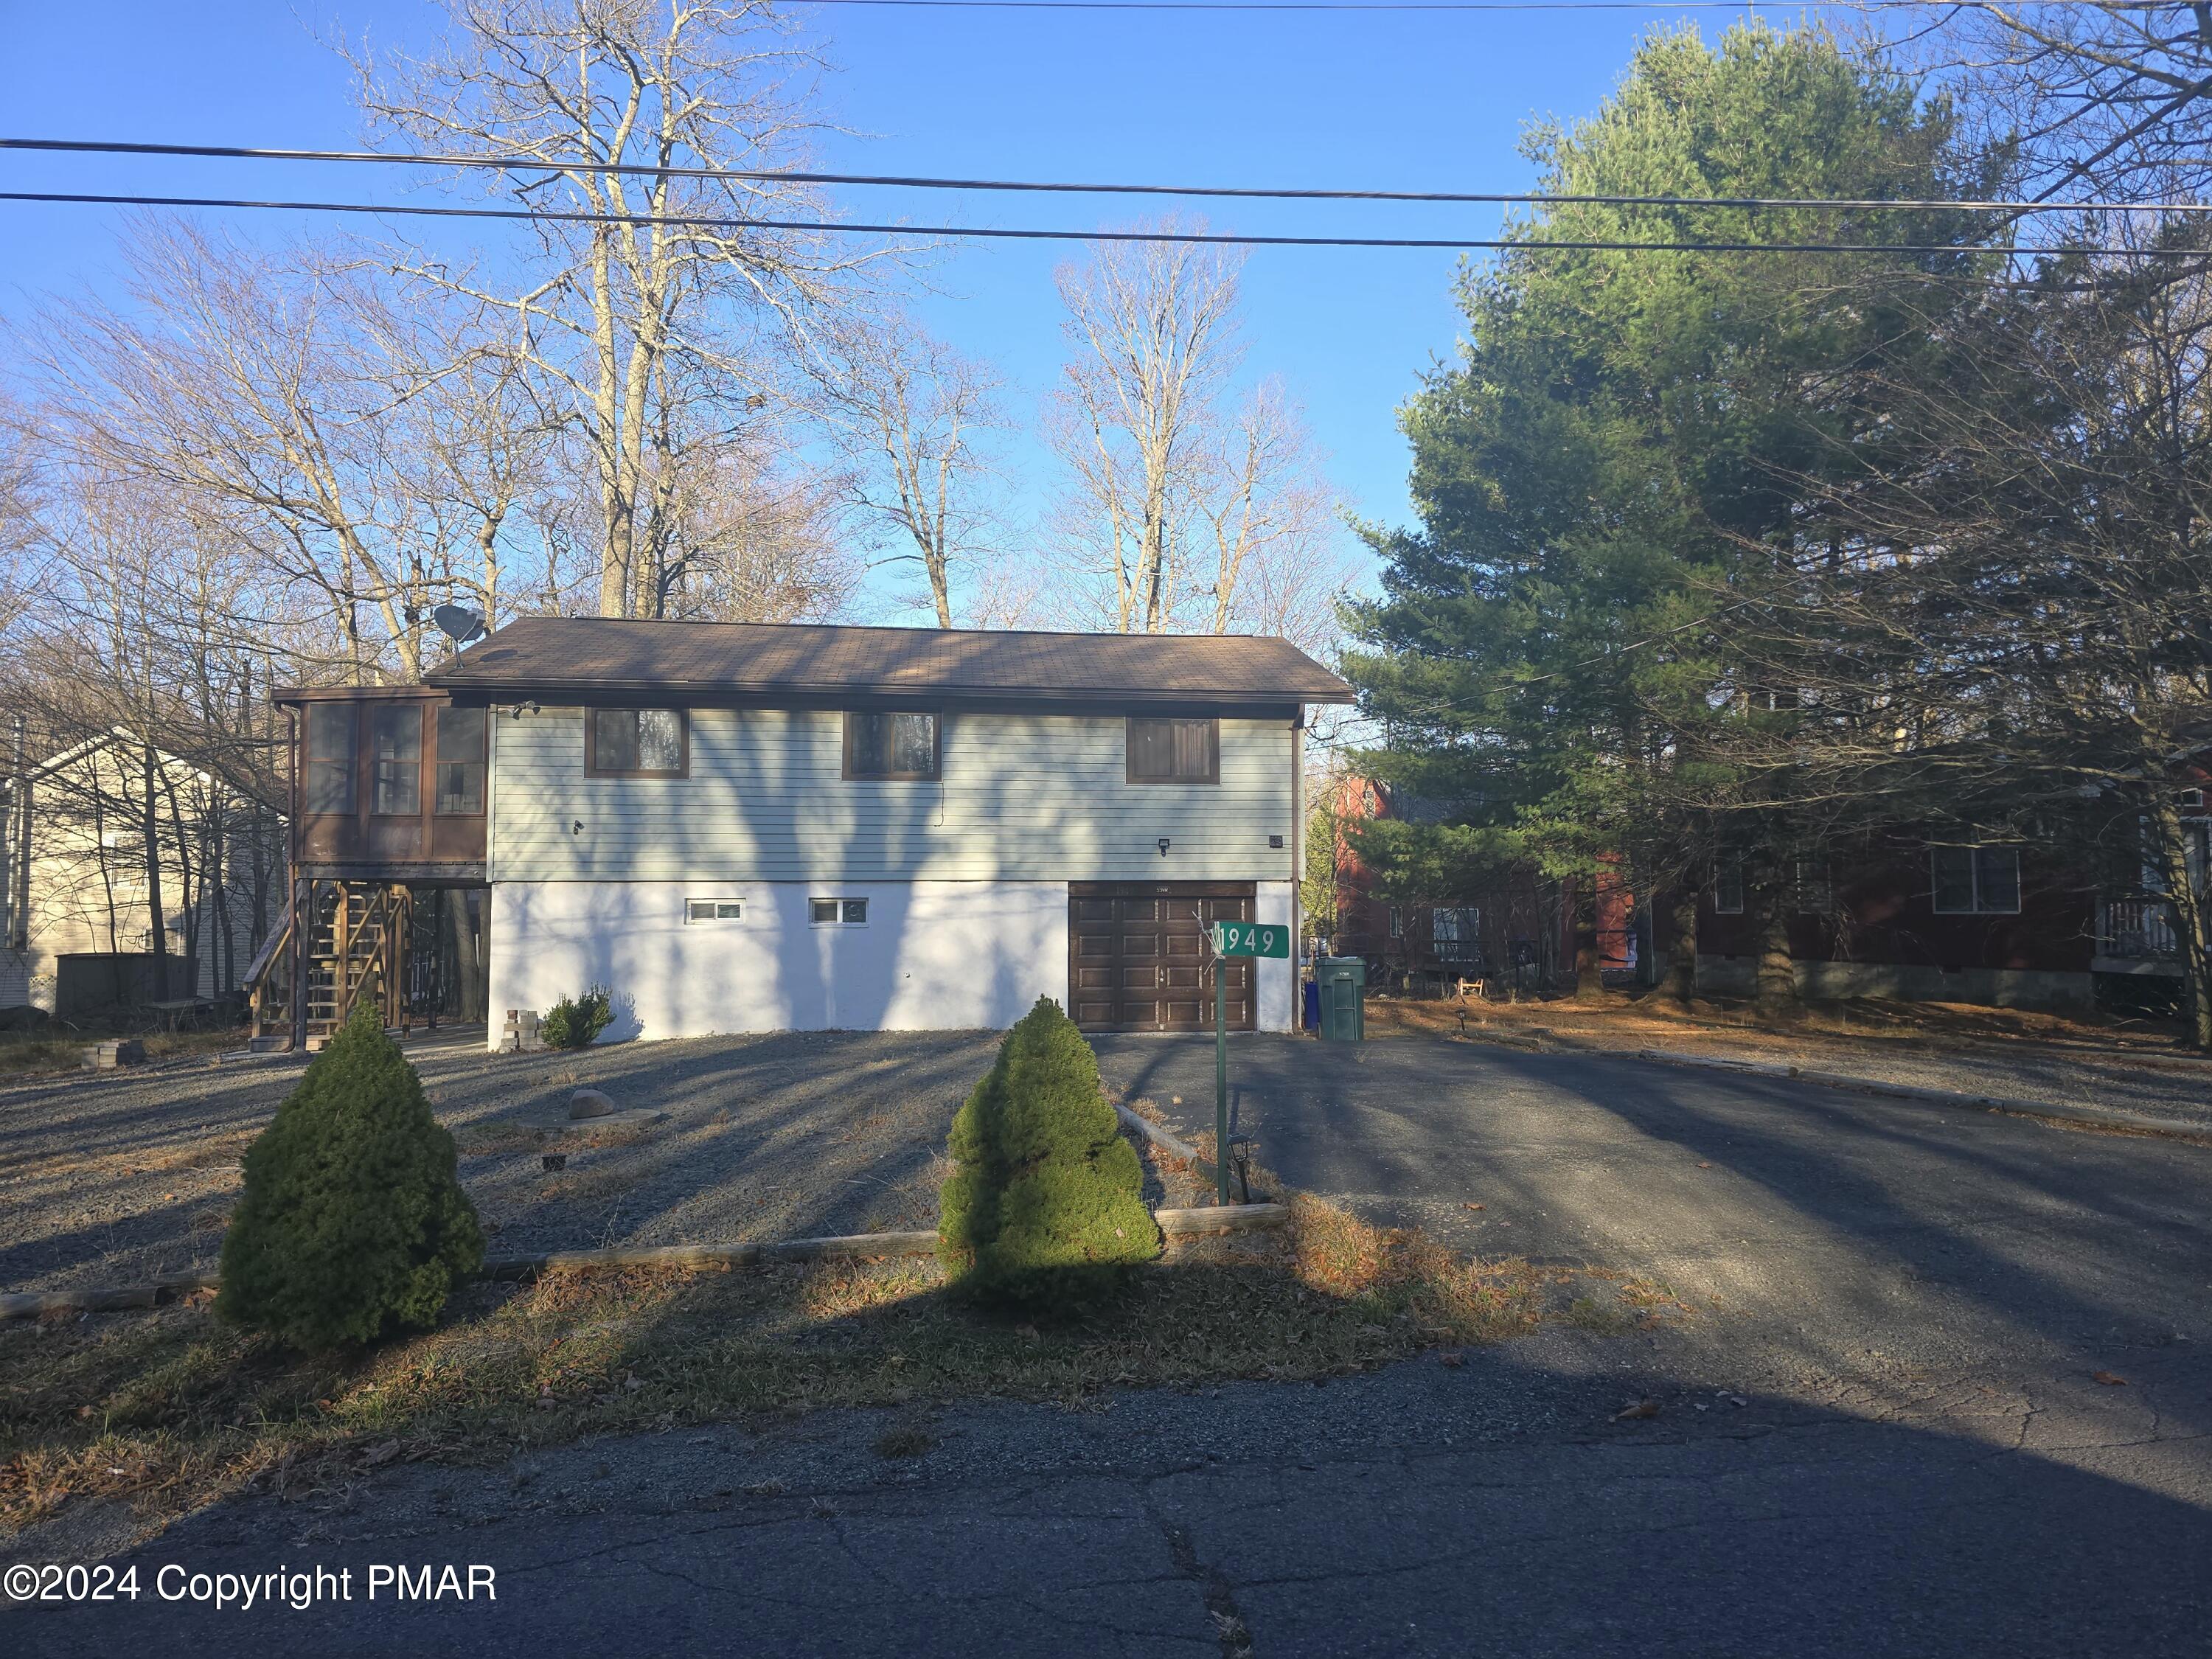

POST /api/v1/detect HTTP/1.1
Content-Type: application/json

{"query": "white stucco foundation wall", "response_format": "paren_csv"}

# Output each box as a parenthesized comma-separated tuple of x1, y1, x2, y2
(489, 880, 1074, 1043)
(490, 877, 1302, 1043)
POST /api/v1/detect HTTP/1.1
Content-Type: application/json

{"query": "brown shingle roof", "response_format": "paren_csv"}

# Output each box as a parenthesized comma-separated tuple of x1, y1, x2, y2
(422, 616, 1353, 706)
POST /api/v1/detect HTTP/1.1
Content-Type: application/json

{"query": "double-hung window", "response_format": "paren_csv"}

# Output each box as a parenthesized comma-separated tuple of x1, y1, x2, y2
(844, 712, 939, 780)
(1713, 861, 1746, 915)
(1792, 858, 1832, 916)
(1930, 845, 2021, 914)
(1433, 906, 1479, 961)
(587, 709, 687, 777)
(1126, 717, 1219, 784)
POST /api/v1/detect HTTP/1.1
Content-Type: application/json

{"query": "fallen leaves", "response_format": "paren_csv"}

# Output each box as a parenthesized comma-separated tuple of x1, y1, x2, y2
(362, 1440, 401, 1467)
(2092, 1371, 2129, 1387)
(1613, 1398, 1660, 1422)
(1439, 1351, 1464, 1368)
(1462, 1203, 1485, 1211)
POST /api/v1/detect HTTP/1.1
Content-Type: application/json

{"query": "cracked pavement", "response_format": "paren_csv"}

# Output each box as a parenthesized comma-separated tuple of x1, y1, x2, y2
(10, 1037, 2212, 1656)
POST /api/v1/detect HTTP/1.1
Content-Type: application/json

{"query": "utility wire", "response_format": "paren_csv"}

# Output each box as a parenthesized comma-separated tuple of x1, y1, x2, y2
(787, 0, 2119, 10)
(8, 187, 2189, 254)
(2, 136, 2199, 217)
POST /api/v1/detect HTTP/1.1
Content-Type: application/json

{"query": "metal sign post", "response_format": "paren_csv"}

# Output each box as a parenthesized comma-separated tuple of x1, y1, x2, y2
(1208, 922, 1289, 1204)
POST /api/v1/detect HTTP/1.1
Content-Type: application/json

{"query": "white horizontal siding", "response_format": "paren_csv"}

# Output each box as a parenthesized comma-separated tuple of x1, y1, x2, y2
(490, 708, 1295, 883)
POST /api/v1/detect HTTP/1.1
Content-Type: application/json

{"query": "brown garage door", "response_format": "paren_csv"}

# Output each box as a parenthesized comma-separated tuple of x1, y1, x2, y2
(1069, 883, 1256, 1032)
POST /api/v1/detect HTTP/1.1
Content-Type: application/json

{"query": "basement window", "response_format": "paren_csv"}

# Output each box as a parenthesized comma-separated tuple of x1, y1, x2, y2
(685, 900, 743, 923)
(811, 897, 869, 926)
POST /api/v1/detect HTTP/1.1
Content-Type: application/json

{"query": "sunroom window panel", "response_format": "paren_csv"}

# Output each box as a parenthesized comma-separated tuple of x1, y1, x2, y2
(369, 706, 422, 816)
(434, 706, 485, 815)
(304, 704, 355, 813)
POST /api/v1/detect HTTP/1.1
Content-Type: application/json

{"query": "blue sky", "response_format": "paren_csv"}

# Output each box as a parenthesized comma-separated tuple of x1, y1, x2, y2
(0, 0, 1787, 615)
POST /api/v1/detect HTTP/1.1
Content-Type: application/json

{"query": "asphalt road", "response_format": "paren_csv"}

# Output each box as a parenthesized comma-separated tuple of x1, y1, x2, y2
(10, 1036, 2211, 1657)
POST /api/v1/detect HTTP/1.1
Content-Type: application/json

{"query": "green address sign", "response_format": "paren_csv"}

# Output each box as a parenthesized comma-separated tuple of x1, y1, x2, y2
(1210, 922, 1288, 959)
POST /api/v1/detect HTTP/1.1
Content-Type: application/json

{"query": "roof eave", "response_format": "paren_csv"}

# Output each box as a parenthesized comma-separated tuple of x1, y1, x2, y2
(419, 672, 1354, 708)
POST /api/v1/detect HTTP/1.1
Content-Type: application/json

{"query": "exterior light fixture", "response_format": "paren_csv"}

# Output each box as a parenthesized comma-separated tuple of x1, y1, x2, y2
(1158, 838, 1171, 858)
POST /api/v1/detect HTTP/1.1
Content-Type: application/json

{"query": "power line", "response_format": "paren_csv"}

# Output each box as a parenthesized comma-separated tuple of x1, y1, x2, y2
(787, 0, 2083, 10)
(4, 136, 2201, 217)
(6, 187, 2199, 256)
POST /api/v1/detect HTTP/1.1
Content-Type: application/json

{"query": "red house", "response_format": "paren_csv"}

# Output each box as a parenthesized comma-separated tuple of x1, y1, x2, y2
(1324, 771, 2209, 1013)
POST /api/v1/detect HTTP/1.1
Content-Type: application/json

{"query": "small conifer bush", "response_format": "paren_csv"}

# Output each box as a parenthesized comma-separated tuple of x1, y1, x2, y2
(217, 1006, 484, 1349)
(938, 995, 1161, 1308)
(540, 986, 614, 1049)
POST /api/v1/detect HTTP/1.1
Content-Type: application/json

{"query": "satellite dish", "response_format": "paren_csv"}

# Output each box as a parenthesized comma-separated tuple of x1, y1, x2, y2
(433, 605, 488, 645)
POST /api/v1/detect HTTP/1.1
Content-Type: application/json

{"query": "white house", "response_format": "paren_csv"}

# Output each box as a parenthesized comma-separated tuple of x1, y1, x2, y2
(268, 617, 1352, 1047)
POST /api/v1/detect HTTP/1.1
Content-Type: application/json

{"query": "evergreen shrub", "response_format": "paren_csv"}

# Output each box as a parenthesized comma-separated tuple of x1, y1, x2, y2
(937, 996, 1161, 1308)
(541, 986, 614, 1049)
(217, 1006, 484, 1349)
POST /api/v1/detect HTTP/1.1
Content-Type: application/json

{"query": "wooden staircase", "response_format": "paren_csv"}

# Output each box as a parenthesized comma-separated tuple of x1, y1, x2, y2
(247, 880, 413, 1047)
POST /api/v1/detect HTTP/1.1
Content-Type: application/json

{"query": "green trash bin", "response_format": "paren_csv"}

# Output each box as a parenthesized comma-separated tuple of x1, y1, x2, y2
(1317, 956, 1366, 1043)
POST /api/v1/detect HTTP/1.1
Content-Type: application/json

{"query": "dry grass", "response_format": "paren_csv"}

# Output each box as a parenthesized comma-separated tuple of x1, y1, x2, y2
(0, 1029, 244, 1079)
(35, 1129, 257, 1189)
(1, 1194, 1546, 1539)
(452, 1119, 548, 1157)
(1366, 986, 2190, 1061)
(0, 1037, 96, 1077)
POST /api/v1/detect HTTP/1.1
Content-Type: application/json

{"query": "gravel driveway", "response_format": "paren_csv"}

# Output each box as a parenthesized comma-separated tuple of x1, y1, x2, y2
(0, 1029, 1009, 1295)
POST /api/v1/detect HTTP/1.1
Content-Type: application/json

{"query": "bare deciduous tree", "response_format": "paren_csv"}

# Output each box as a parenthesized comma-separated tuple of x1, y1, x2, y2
(1046, 223, 1349, 641)
(821, 318, 1002, 626)
(1193, 378, 1349, 652)
(1705, 226, 2212, 1043)
(653, 435, 860, 622)
(1938, 4, 2212, 200)
(1048, 226, 1245, 633)
(31, 220, 552, 684)
(356, 0, 883, 619)
(0, 390, 44, 650)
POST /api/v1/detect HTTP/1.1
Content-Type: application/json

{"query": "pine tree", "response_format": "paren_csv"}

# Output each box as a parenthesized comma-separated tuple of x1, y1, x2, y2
(218, 1006, 484, 1348)
(938, 996, 1161, 1308)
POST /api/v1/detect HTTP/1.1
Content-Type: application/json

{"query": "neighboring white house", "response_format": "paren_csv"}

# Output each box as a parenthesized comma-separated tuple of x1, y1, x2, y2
(1, 728, 285, 1016)
(291, 617, 1348, 1046)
